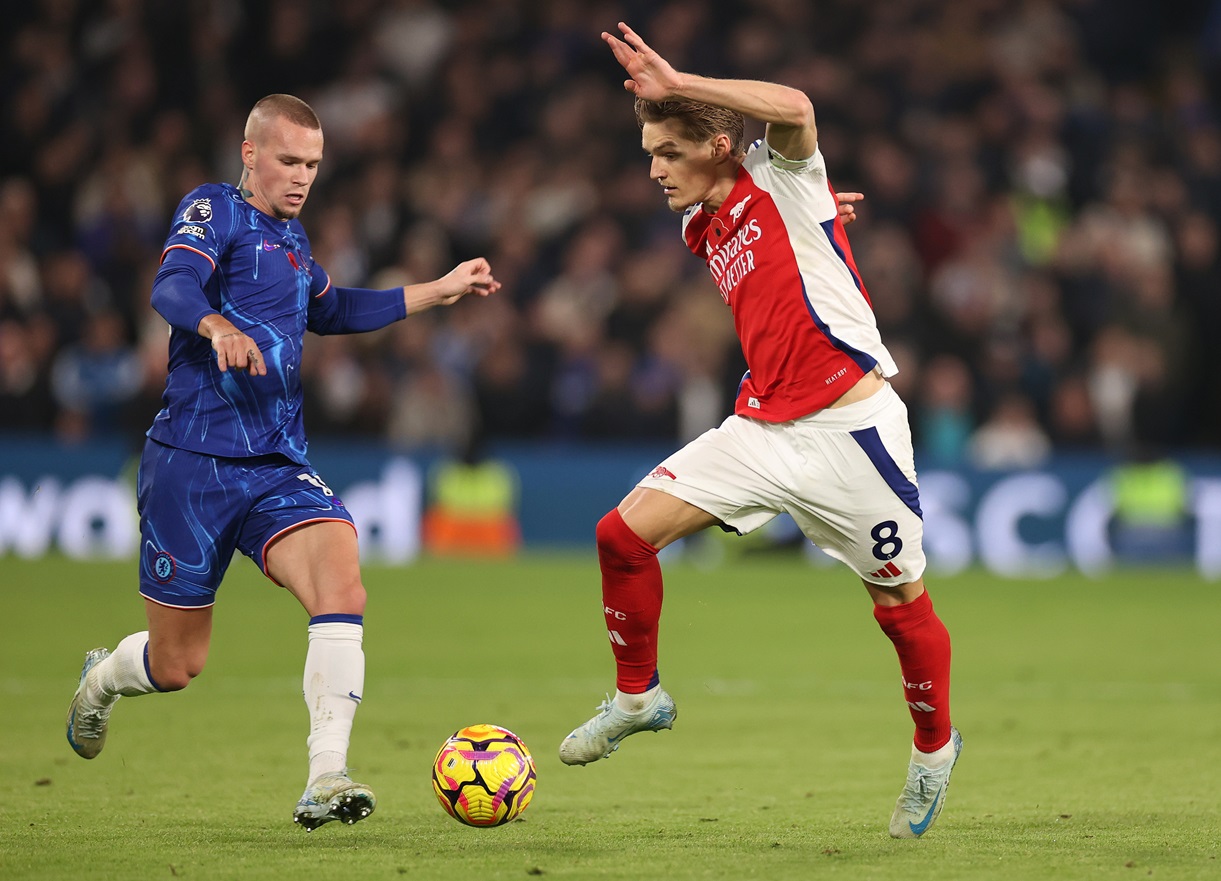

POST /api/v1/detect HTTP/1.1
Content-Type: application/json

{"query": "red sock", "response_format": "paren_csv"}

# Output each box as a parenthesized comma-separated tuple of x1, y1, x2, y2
(873, 590, 952, 753)
(596, 508, 663, 693)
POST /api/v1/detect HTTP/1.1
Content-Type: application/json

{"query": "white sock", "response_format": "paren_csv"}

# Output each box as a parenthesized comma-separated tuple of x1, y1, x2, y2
(913, 735, 957, 768)
(303, 618, 364, 785)
(615, 684, 659, 714)
(89, 631, 158, 702)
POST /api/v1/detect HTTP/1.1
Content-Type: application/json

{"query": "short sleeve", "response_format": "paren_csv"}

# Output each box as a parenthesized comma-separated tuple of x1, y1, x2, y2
(160, 185, 238, 269)
(754, 139, 825, 176)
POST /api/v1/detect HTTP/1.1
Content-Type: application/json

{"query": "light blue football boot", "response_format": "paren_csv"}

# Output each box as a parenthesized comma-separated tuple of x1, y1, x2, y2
(66, 648, 117, 759)
(559, 688, 677, 765)
(889, 727, 963, 838)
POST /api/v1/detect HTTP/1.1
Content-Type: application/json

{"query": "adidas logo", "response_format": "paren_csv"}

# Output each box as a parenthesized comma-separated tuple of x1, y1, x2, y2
(869, 561, 904, 579)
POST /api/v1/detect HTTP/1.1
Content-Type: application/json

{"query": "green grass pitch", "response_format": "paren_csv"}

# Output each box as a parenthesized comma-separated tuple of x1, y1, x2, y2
(2, 552, 1219, 880)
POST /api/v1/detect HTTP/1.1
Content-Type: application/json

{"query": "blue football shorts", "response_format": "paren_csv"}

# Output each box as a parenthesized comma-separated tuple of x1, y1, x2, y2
(136, 439, 355, 608)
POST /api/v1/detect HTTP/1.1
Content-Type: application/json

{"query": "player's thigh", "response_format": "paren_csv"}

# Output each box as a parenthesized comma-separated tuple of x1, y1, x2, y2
(136, 440, 246, 609)
(617, 486, 721, 550)
(264, 520, 364, 617)
(634, 415, 793, 541)
(237, 460, 361, 616)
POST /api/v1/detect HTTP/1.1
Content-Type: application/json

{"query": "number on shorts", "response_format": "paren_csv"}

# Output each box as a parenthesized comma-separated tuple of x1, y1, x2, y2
(297, 472, 334, 497)
(870, 520, 903, 560)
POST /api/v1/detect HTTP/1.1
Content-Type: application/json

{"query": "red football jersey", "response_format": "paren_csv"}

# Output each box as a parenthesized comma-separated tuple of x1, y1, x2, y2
(681, 141, 897, 422)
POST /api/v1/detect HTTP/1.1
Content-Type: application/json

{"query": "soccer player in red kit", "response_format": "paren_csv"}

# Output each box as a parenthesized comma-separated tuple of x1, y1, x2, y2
(559, 23, 961, 839)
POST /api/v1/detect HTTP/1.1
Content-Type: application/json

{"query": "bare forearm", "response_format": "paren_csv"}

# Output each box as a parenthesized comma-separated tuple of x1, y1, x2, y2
(197, 312, 239, 339)
(403, 279, 447, 315)
(670, 73, 812, 129)
(403, 259, 500, 315)
(602, 22, 817, 157)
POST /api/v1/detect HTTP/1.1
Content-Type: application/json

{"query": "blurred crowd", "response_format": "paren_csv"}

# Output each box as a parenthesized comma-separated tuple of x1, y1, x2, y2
(2, 0, 1220, 468)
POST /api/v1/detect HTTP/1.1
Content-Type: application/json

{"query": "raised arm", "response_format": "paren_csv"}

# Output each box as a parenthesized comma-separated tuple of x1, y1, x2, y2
(403, 258, 501, 315)
(602, 21, 817, 160)
(308, 258, 501, 336)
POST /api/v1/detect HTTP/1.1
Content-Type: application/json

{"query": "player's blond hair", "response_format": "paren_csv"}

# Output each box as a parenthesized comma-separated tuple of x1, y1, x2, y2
(634, 97, 746, 157)
(245, 94, 321, 140)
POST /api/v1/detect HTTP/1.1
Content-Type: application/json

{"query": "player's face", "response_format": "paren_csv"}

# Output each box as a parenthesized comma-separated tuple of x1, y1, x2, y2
(242, 119, 324, 221)
(642, 120, 722, 213)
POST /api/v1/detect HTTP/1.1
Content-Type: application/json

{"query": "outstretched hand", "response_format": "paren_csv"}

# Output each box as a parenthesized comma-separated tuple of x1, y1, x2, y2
(601, 22, 683, 101)
(438, 257, 500, 305)
(406, 258, 502, 314)
(837, 192, 864, 225)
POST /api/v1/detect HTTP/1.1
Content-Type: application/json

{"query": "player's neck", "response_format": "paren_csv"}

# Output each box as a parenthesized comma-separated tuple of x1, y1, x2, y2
(237, 169, 255, 203)
(702, 181, 736, 214)
(702, 167, 741, 214)
(237, 172, 280, 221)
(241, 187, 283, 222)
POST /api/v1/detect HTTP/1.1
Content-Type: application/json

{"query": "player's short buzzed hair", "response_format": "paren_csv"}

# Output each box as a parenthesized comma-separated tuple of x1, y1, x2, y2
(245, 94, 321, 140)
(634, 97, 746, 157)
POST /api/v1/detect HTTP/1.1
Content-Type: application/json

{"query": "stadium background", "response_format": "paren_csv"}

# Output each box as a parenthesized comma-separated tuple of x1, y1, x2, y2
(2, 0, 1221, 573)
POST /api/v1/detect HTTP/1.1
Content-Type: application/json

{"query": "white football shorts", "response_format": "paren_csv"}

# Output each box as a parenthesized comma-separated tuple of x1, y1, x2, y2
(637, 382, 926, 585)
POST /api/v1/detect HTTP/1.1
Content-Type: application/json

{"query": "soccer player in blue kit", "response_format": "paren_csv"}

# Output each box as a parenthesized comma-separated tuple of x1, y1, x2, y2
(64, 94, 500, 831)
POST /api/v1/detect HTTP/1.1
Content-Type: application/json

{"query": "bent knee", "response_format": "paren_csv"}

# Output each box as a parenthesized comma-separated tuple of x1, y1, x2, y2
(596, 509, 657, 564)
(595, 510, 614, 546)
(315, 579, 366, 617)
(595, 509, 627, 554)
(149, 661, 203, 692)
(864, 576, 926, 607)
(339, 578, 366, 612)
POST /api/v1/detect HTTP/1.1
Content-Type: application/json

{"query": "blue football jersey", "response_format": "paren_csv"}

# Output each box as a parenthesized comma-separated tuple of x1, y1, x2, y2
(147, 182, 332, 464)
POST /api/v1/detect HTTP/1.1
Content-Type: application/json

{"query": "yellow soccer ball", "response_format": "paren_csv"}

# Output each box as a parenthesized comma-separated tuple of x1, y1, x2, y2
(431, 724, 536, 827)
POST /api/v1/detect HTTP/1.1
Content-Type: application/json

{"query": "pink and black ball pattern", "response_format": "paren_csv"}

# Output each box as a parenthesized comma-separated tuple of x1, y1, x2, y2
(431, 724, 536, 827)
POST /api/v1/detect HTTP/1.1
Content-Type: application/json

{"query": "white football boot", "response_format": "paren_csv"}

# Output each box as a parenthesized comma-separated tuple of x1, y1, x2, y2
(559, 688, 677, 765)
(889, 727, 963, 838)
(293, 772, 376, 831)
(66, 648, 118, 759)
